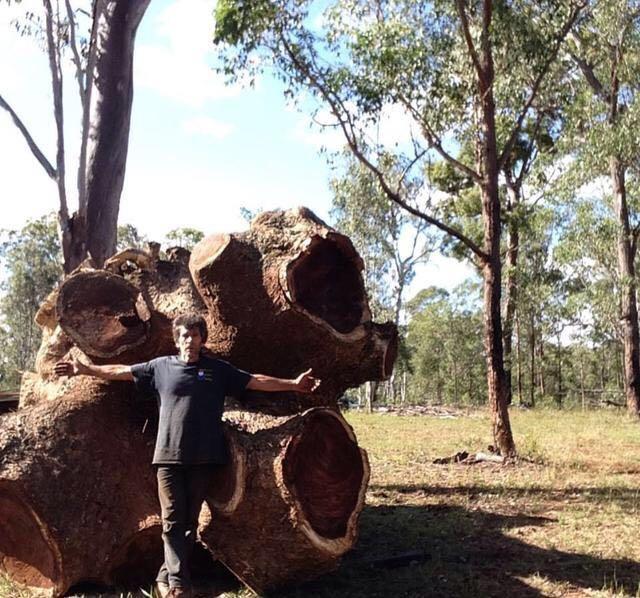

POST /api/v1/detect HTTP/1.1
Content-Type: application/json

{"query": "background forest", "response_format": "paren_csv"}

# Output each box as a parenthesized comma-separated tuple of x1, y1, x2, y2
(3, 0, 640, 432)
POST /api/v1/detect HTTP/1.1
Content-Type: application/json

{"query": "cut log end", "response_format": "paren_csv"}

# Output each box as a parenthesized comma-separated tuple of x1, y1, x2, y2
(286, 234, 369, 335)
(189, 234, 232, 277)
(57, 271, 151, 359)
(0, 488, 59, 592)
(282, 409, 369, 549)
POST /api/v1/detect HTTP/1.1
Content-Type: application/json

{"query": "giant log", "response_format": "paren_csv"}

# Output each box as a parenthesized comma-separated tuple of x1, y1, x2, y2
(190, 208, 398, 412)
(1, 207, 395, 595)
(0, 391, 370, 595)
(202, 408, 369, 594)
(0, 378, 161, 596)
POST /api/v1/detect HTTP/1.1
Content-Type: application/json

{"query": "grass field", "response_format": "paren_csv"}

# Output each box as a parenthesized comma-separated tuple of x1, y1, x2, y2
(264, 408, 640, 598)
(3, 408, 640, 597)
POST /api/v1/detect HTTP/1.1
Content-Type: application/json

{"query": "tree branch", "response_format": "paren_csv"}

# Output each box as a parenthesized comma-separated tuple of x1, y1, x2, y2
(43, 0, 69, 222)
(499, 3, 584, 170)
(0, 93, 57, 180)
(64, 0, 86, 107)
(278, 35, 489, 262)
(570, 50, 609, 102)
(398, 95, 482, 183)
(455, 0, 484, 78)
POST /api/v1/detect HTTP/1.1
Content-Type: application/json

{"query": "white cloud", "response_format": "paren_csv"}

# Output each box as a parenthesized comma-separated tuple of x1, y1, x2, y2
(409, 254, 478, 296)
(183, 116, 233, 140)
(118, 161, 331, 242)
(135, 0, 242, 107)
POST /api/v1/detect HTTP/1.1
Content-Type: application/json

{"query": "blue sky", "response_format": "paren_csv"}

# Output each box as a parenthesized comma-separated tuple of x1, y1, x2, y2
(1, 0, 475, 298)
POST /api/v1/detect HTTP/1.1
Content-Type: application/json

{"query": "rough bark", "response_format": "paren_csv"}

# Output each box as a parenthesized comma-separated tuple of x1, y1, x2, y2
(0, 378, 160, 596)
(72, 0, 151, 270)
(0, 390, 370, 596)
(610, 157, 640, 416)
(200, 408, 370, 594)
(189, 208, 398, 413)
(478, 75, 516, 456)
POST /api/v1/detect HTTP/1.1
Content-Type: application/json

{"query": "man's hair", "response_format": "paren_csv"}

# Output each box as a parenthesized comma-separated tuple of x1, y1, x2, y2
(172, 313, 208, 344)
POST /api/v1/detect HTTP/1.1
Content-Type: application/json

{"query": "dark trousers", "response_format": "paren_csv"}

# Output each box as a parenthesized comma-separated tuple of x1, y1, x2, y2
(156, 465, 217, 589)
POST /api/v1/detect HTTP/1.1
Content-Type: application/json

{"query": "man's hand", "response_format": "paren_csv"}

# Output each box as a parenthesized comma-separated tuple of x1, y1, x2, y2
(293, 368, 320, 394)
(53, 359, 134, 381)
(54, 357, 89, 377)
(246, 368, 321, 393)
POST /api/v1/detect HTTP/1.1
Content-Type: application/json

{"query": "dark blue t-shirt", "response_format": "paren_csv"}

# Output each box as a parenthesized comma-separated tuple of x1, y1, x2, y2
(131, 355, 251, 465)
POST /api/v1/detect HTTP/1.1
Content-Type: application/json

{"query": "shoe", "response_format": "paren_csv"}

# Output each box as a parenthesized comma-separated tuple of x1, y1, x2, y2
(167, 587, 192, 598)
(155, 581, 170, 598)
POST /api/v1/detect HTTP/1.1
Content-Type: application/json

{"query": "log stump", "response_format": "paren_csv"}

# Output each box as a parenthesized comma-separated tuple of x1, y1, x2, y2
(200, 408, 369, 594)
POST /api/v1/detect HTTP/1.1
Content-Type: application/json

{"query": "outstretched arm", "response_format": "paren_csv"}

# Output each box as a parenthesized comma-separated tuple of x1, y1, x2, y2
(54, 357, 134, 381)
(246, 368, 320, 394)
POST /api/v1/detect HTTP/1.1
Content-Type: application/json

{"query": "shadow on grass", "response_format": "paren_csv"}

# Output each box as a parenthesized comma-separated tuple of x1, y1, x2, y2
(370, 482, 640, 509)
(274, 502, 640, 598)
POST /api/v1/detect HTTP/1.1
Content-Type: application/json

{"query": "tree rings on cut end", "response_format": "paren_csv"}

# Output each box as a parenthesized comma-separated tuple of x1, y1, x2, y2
(56, 271, 152, 358)
(282, 409, 368, 549)
(189, 234, 232, 279)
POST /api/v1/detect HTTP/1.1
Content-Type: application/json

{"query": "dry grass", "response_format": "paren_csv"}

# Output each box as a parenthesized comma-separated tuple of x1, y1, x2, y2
(273, 408, 640, 597)
(3, 408, 640, 597)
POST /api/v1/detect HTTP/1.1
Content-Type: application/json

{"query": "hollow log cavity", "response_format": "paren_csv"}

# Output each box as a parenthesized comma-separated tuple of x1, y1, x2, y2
(285, 234, 367, 335)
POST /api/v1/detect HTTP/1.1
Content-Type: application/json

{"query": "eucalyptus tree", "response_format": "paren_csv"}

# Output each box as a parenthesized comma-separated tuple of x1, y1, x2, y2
(331, 152, 436, 408)
(406, 283, 485, 406)
(213, 0, 585, 453)
(1, 0, 150, 271)
(555, 193, 628, 400)
(330, 152, 436, 325)
(116, 224, 147, 251)
(0, 215, 62, 388)
(565, 0, 640, 415)
(166, 227, 205, 251)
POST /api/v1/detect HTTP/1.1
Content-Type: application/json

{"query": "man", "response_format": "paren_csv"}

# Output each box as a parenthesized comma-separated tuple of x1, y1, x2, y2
(54, 313, 319, 598)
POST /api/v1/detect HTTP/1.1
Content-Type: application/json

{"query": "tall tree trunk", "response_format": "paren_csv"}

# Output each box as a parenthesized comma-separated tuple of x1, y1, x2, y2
(516, 310, 523, 404)
(478, 46, 515, 456)
(538, 340, 546, 396)
(555, 343, 562, 408)
(610, 157, 640, 416)
(73, 0, 151, 270)
(529, 311, 536, 407)
(502, 185, 520, 406)
(365, 381, 377, 414)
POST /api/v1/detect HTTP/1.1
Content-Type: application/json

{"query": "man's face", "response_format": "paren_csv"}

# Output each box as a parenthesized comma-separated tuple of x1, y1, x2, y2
(175, 325, 203, 363)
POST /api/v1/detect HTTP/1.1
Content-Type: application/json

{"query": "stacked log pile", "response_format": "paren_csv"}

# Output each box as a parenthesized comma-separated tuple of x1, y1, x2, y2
(0, 208, 397, 596)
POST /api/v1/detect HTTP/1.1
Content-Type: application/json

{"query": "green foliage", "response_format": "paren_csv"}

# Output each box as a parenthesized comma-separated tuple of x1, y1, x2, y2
(117, 223, 147, 251)
(405, 282, 485, 405)
(559, 1, 640, 180)
(214, 0, 277, 47)
(0, 214, 62, 388)
(330, 151, 435, 323)
(165, 227, 205, 251)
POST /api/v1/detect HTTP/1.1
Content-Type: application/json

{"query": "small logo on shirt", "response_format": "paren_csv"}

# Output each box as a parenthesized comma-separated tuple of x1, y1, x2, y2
(198, 370, 206, 380)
